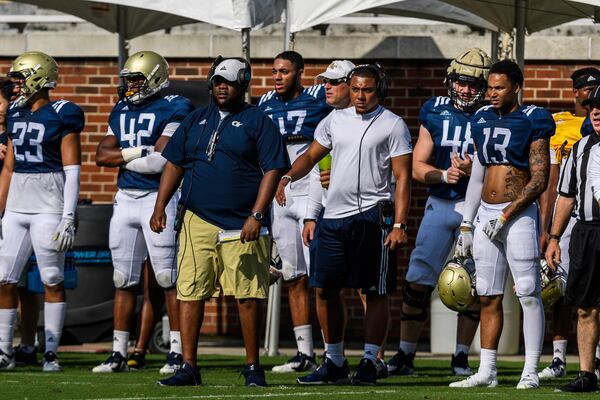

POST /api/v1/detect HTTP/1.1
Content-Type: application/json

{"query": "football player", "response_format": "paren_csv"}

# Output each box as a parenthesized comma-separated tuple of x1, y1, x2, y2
(0, 51, 85, 372)
(538, 67, 600, 380)
(451, 60, 554, 389)
(258, 51, 332, 373)
(93, 51, 193, 374)
(387, 48, 491, 377)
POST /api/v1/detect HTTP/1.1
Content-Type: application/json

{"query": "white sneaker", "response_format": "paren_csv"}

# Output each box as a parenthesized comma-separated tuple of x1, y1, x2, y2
(42, 351, 61, 372)
(159, 352, 183, 375)
(272, 352, 317, 373)
(517, 374, 539, 389)
(0, 350, 15, 370)
(92, 351, 128, 373)
(539, 357, 566, 379)
(449, 372, 498, 388)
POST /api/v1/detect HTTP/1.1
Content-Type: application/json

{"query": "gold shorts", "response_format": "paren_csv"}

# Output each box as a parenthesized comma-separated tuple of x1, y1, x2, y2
(176, 211, 271, 301)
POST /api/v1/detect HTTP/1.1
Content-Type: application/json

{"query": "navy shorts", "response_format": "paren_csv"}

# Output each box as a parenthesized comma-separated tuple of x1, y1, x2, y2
(309, 205, 397, 294)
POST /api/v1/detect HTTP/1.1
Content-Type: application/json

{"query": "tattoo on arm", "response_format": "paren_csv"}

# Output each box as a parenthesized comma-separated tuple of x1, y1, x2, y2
(503, 138, 550, 219)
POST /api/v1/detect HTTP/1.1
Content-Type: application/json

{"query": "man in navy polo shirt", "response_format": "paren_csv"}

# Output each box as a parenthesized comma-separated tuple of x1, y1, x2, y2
(151, 57, 289, 387)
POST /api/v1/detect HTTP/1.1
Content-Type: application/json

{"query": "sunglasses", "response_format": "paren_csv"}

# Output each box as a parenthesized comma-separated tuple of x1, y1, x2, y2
(322, 78, 347, 86)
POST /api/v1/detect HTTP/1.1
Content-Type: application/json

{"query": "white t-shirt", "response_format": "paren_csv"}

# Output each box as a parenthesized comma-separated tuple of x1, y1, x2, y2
(315, 105, 412, 218)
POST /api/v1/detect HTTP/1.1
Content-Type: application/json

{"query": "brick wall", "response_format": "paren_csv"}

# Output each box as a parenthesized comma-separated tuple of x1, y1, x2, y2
(0, 57, 590, 347)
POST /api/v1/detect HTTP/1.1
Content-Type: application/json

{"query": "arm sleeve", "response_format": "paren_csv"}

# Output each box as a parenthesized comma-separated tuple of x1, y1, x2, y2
(255, 112, 290, 172)
(591, 149, 600, 202)
(461, 151, 484, 223)
(162, 109, 200, 167)
(305, 166, 324, 220)
(314, 112, 334, 149)
(124, 152, 167, 174)
(558, 144, 577, 197)
(389, 117, 413, 157)
(59, 102, 85, 135)
(532, 108, 556, 141)
(62, 165, 80, 219)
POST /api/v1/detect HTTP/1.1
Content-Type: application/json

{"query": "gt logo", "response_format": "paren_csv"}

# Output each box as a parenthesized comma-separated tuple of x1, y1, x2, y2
(232, 121, 242, 127)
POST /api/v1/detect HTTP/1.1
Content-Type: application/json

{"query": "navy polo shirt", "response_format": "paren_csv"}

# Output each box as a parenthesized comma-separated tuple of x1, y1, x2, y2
(163, 103, 289, 230)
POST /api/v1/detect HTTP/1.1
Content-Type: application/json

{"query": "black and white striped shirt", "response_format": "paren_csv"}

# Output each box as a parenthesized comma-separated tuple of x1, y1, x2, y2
(558, 132, 600, 222)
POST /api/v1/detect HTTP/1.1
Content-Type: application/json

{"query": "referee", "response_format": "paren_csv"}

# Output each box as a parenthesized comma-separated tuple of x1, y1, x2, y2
(546, 85, 600, 393)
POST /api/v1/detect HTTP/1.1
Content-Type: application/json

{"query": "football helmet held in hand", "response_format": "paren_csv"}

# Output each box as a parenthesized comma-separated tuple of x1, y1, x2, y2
(438, 257, 477, 312)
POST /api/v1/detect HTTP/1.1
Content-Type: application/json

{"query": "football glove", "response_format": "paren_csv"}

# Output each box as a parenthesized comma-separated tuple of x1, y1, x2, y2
(52, 217, 76, 252)
(454, 221, 474, 258)
(482, 213, 507, 241)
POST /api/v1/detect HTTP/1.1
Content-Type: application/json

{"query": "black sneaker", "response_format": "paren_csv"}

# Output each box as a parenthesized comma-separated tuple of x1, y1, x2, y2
(351, 358, 376, 385)
(386, 350, 415, 375)
(297, 356, 350, 385)
(272, 351, 317, 373)
(14, 345, 37, 365)
(451, 352, 473, 376)
(556, 371, 598, 392)
(242, 364, 267, 387)
(127, 352, 146, 370)
(157, 362, 201, 386)
(375, 358, 389, 379)
(595, 357, 600, 380)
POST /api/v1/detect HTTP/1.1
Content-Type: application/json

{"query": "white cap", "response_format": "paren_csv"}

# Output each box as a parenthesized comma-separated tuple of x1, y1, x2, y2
(211, 58, 246, 83)
(317, 60, 356, 80)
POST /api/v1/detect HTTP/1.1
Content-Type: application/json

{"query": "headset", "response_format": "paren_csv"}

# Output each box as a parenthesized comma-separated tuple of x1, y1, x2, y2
(207, 55, 252, 90)
(346, 63, 388, 100)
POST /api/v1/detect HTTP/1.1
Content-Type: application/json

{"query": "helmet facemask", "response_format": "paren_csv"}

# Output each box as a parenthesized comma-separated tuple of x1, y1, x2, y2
(8, 67, 55, 109)
(446, 74, 487, 111)
(118, 52, 169, 105)
(540, 259, 566, 309)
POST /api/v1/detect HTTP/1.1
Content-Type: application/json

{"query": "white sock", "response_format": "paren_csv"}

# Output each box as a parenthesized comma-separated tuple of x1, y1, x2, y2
(294, 324, 313, 356)
(552, 340, 568, 363)
(113, 330, 129, 357)
(478, 348, 497, 377)
(455, 343, 470, 356)
(364, 343, 380, 362)
(169, 331, 182, 354)
(399, 340, 417, 356)
(44, 302, 66, 354)
(324, 341, 345, 367)
(0, 309, 16, 355)
(596, 343, 600, 360)
(519, 295, 544, 376)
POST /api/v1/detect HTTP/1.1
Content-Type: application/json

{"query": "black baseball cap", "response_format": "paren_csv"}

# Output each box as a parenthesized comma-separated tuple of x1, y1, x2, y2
(571, 67, 600, 89)
(582, 85, 600, 106)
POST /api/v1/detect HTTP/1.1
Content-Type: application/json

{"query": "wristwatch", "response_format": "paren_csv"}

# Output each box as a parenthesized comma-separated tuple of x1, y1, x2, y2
(251, 211, 264, 222)
(393, 222, 408, 231)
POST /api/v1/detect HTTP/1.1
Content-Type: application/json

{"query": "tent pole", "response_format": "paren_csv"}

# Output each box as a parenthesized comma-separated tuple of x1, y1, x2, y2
(490, 30, 499, 62)
(117, 6, 129, 71)
(242, 28, 251, 103)
(515, 0, 526, 102)
(284, 0, 292, 50)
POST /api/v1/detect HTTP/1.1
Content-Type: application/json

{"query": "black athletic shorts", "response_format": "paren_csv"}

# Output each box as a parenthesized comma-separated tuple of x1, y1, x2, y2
(565, 221, 600, 308)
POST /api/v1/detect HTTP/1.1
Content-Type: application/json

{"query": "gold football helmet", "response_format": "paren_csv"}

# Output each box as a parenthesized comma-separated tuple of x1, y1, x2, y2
(444, 48, 491, 110)
(8, 51, 58, 108)
(119, 51, 169, 104)
(438, 257, 477, 312)
(540, 259, 566, 309)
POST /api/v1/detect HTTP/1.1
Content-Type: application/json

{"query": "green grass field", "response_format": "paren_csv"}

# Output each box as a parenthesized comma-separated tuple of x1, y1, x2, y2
(0, 353, 595, 399)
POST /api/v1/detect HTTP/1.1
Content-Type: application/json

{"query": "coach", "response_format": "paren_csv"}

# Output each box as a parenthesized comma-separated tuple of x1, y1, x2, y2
(150, 57, 289, 387)
(546, 85, 600, 392)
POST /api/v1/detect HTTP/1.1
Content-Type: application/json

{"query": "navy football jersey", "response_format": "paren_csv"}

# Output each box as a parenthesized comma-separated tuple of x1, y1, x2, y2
(581, 114, 594, 137)
(471, 104, 555, 169)
(7, 100, 84, 173)
(257, 85, 332, 142)
(419, 96, 474, 200)
(108, 95, 193, 191)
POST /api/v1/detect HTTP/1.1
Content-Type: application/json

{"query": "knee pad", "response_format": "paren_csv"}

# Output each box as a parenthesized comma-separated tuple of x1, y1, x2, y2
(155, 268, 175, 289)
(400, 281, 433, 322)
(514, 276, 537, 297)
(113, 269, 137, 289)
(40, 267, 63, 286)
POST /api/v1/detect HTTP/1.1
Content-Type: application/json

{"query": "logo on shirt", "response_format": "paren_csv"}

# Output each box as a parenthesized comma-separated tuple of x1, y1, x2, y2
(10, 112, 19, 118)
(477, 117, 486, 124)
(198, 119, 207, 125)
(122, 105, 129, 111)
(264, 106, 273, 112)
(440, 110, 451, 116)
(232, 121, 243, 127)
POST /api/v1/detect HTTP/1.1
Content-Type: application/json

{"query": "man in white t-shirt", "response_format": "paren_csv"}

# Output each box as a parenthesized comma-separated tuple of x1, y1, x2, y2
(276, 64, 412, 386)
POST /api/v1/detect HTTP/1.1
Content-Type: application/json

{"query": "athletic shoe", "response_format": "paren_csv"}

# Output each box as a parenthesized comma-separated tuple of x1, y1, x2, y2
(42, 351, 61, 372)
(375, 358, 389, 379)
(386, 349, 415, 375)
(92, 351, 128, 373)
(539, 357, 566, 379)
(297, 356, 350, 385)
(556, 371, 598, 392)
(0, 349, 16, 370)
(157, 362, 201, 386)
(595, 357, 600, 380)
(159, 352, 183, 375)
(351, 358, 376, 386)
(516, 373, 539, 389)
(14, 345, 37, 365)
(242, 364, 267, 387)
(272, 351, 317, 373)
(451, 352, 473, 376)
(127, 351, 146, 370)
(449, 372, 498, 388)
